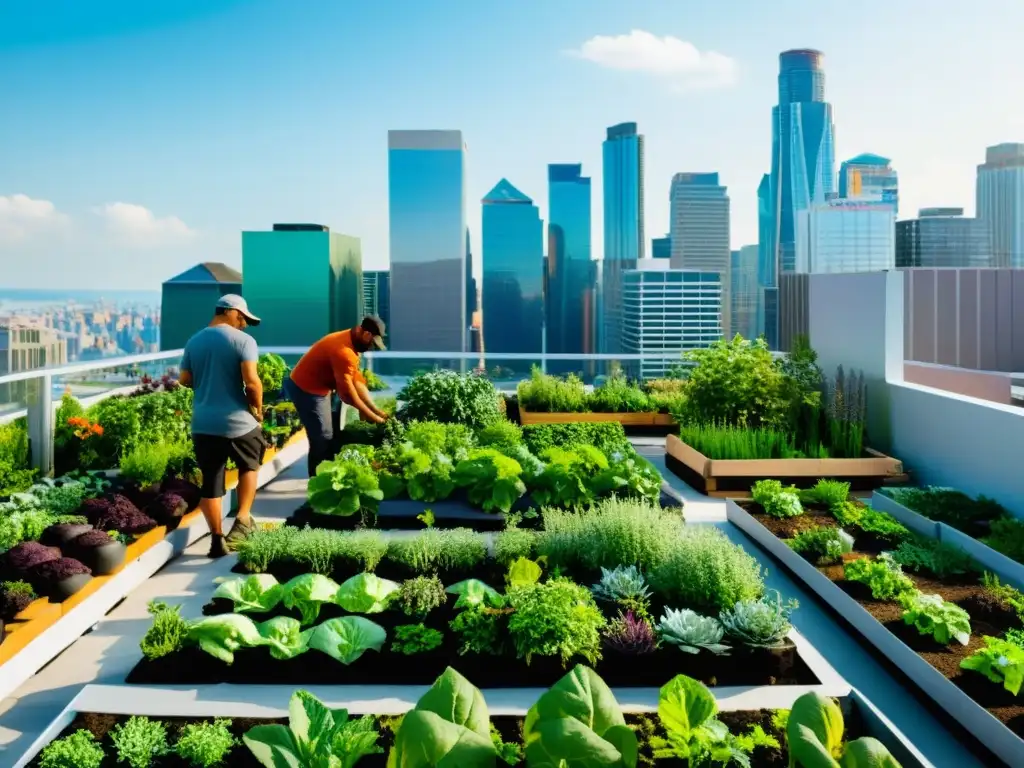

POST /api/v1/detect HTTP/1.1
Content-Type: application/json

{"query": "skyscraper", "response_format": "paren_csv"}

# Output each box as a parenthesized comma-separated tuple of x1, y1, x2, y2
(387, 130, 467, 352)
(601, 123, 645, 354)
(896, 208, 991, 268)
(652, 236, 671, 259)
(769, 50, 836, 342)
(839, 154, 899, 212)
(669, 173, 731, 336)
(731, 246, 759, 340)
(481, 179, 544, 354)
(795, 202, 896, 273)
(362, 270, 391, 329)
(976, 143, 1024, 268)
(756, 173, 776, 345)
(547, 163, 594, 359)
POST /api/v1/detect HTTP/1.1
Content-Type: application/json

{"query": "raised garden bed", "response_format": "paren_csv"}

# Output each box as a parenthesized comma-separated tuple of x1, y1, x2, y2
(665, 433, 906, 496)
(519, 406, 675, 427)
(726, 490, 1024, 767)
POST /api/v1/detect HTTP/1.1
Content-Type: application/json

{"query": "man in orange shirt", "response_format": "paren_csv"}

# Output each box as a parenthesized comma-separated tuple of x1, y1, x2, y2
(285, 315, 390, 475)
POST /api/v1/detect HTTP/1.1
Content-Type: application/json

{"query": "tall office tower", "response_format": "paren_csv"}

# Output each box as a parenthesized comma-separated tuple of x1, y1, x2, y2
(652, 236, 671, 259)
(465, 228, 477, 349)
(622, 261, 722, 379)
(896, 208, 991, 268)
(756, 173, 776, 344)
(669, 173, 732, 336)
(481, 179, 544, 354)
(601, 122, 645, 354)
(362, 270, 391, 328)
(387, 130, 467, 352)
(731, 245, 760, 340)
(976, 143, 1024, 267)
(241, 224, 363, 346)
(160, 262, 242, 350)
(794, 202, 895, 273)
(839, 154, 899, 212)
(546, 163, 595, 359)
(768, 50, 836, 342)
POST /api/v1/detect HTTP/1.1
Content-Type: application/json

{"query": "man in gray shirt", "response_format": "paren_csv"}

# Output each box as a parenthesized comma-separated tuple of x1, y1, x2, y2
(179, 294, 265, 557)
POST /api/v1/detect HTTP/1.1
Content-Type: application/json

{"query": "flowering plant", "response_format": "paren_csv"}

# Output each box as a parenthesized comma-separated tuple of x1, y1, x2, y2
(67, 416, 103, 440)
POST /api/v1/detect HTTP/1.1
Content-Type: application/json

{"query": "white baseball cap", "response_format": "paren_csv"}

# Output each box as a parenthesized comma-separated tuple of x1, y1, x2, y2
(216, 294, 261, 326)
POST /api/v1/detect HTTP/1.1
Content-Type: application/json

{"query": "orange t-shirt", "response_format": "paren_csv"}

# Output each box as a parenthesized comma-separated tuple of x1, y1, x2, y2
(289, 330, 367, 398)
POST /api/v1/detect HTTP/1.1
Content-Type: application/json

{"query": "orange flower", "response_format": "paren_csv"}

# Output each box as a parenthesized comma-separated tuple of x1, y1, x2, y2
(68, 416, 89, 428)
(91, 424, 104, 436)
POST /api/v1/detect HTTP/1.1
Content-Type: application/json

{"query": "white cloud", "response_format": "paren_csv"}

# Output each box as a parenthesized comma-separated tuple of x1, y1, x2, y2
(566, 30, 738, 90)
(94, 202, 194, 246)
(0, 194, 69, 241)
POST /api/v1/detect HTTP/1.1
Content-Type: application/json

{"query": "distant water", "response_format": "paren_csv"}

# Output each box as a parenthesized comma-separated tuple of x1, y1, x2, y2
(0, 288, 160, 311)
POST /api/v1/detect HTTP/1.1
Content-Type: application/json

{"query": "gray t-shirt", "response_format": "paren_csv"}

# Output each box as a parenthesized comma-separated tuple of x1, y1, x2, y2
(181, 325, 259, 438)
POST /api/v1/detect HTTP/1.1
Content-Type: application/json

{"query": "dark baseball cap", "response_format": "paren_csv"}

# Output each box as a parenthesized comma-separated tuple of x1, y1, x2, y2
(360, 315, 386, 349)
(216, 294, 261, 326)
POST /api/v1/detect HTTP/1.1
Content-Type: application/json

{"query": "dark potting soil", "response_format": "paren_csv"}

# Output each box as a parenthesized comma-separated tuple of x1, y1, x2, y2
(130, 591, 816, 690)
(739, 500, 840, 540)
(38, 711, 793, 768)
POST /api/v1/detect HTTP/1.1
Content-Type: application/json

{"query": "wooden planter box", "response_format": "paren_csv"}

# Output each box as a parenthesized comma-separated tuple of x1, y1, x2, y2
(519, 407, 674, 427)
(665, 433, 905, 497)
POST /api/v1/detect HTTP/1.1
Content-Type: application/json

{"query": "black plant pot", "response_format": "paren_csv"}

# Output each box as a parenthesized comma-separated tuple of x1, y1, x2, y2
(73, 541, 127, 576)
(40, 523, 94, 548)
(50, 573, 92, 601)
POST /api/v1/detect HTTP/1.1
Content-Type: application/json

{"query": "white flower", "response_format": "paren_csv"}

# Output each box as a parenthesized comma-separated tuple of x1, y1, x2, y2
(998, 655, 1010, 667)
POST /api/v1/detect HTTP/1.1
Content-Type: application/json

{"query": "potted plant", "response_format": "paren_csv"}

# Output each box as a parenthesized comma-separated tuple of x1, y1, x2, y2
(0, 580, 36, 623)
(145, 492, 189, 530)
(28, 557, 92, 601)
(68, 530, 127, 576)
(40, 522, 95, 548)
(1, 542, 61, 580)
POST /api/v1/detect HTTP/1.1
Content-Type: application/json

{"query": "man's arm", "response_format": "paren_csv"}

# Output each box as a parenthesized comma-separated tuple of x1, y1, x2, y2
(239, 337, 263, 421)
(332, 353, 383, 423)
(355, 380, 387, 418)
(179, 370, 193, 389)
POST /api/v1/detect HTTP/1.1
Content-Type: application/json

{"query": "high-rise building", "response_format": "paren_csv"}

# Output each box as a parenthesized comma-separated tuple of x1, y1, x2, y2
(601, 122, 645, 354)
(160, 262, 243, 350)
(731, 245, 759, 340)
(362, 270, 391, 330)
(622, 261, 722, 379)
(756, 173, 776, 346)
(896, 208, 991, 268)
(652, 236, 671, 259)
(546, 163, 595, 358)
(241, 224, 363, 347)
(769, 49, 836, 340)
(388, 130, 467, 352)
(795, 202, 896, 273)
(0, 323, 67, 375)
(976, 143, 1024, 267)
(481, 178, 544, 354)
(669, 172, 731, 336)
(839, 154, 899, 212)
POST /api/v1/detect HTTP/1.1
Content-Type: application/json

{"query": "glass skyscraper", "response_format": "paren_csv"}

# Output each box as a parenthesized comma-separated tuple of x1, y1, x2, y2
(756, 173, 776, 345)
(481, 179, 543, 354)
(976, 143, 1024, 268)
(601, 123, 645, 353)
(896, 208, 991, 268)
(731, 245, 759, 340)
(795, 202, 895, 273)
(387, 130, 467, 352)
(362, 270, 390, 329)
(546, 163, 594, 358)
(839, 154, 898, 212)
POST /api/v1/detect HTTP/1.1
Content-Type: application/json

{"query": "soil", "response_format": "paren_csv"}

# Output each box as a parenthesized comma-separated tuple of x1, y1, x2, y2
(738, 500, 840, 539)
(745, 502, 1024, 738)
(129, 591, 815, 689)
(35, 710, 799, 767)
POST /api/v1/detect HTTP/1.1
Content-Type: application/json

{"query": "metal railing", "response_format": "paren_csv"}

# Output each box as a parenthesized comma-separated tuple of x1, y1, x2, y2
(0, 348, 708, 475)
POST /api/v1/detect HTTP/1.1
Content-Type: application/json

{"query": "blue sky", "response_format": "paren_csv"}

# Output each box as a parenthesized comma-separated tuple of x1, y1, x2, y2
(2, 0, 1022, 289)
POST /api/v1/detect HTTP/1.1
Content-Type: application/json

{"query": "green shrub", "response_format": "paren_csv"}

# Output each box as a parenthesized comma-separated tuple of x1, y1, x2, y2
(111, 716, 170, 768)
(119, 441, 173, 486)
(649, 527, 765, 612)
(140, 600, 190, 660)
(257, 353, 288, 392)
(494, 527, 537, 566)
(386, 528, 487, 574)
(476, 420, 523, 454)
(397, 370, 502, 429)
(984, 517, 1024, 564)
(396, 575, 446, 618)
(892, 537, 979, 579)
(0, 420, 34, 495)
(884, 486, 1007, 536)
(175, 719, 236, 767)
(507, 578, 605, 665)
(522, 422, 629, 456)
(39, 729, 105, 768)
(517, 367, 589, 413)
(537, 497, 683, 575)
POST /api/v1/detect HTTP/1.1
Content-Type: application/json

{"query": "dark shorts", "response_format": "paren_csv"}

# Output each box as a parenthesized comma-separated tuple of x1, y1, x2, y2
(193, 427, 266, 499)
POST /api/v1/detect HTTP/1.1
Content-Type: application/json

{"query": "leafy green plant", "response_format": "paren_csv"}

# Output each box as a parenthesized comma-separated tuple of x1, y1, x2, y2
(524, 665, 638, 767)
(257, 353, 289, 392)
(257, 616, 312, 660)
(506, 556, 543, 589)
(891, 537, 978, 579)
(751, 479, 804, 518)
(308, 616, 387, 664)
(212, 574, 284, 614)
(386, 527, 487, 575)
(39, 729, 105, 768)
(175, 719, 236, 767)
(589, 450, 663, 504)
(648, 526, 765, 613)
(883, 486, 1007, 537)
(656, 608, 730, 655)
(507, 578, 605, 665)
(786, 691, 900, 767)
(449, 591, 510, 656)
(281, 573, 342, 625)
(960, 636, 1024, 695)
(111, 715, 170, 768)
(140, 600, 191, 660)
(984, 516, 1024, 565)
(307, 447, 384, 517)
(446, 578, 501, 608)
(788, 526, 854, 565)
(336, 572, 401, 614)
(900, 592, 971, 646)
(188, 614, 266, 664)
(531, 445, 608, 508)
(803, 478, 851, 508)
(452, 448, 527, 513)
(476, 420, 523, 454)
(392, 623, 444, 655)
(0, 420, 36, 495)
(389, 667, 498, 766)
(404, 420, 476, 460)
(244, 689, 382, 768)
(844, 555, 916, 601)
(719, 591, 797, 648)
(982, 573, 1024, 624)
(678, 422, 801, 460)
(398, 370, 503, 429)
(649, 674, 747, 765)
(854, 508, 910, 544)
(119, 441, 173, 486)
(522, 421, 630, 456)
(391, 575, 444, 618)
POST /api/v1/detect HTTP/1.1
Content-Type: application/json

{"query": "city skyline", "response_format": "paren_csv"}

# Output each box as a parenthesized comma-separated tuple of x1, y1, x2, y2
(2, 0, 1024, 289)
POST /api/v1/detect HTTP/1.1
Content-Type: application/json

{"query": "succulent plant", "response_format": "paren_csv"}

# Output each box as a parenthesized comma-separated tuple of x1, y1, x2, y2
(590, 564, 651, 603)
(719, 590, 798, 648)
(656, 607, 731, 655)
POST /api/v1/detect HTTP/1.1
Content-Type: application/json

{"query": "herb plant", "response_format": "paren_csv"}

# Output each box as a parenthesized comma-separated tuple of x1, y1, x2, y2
(788, 526, 854, 565)
(602, 610, 658, 655)
(984, 516, 1024, 564)
(449, 591, 510, 656)
(396, 575, 446, 618)
(493, 526, 536, 566)
(885, 486, 1007, 536)
(507, 578, 605, 665)
(900, 592, 971, 646)
(854, 508, 910, 544)
(256, 353, 288, 392)
(891, 537, 978, 579)
(38, 729, 105, 768)
(392, 623, 444, 655)
(844, 555, 916, 601)
(803, 478, 851, 508)
(397, 370, 502, 429)
(110, 716, 170, 768)
(386, 528, 487, 574)
(960, 636, 1024, 695)
(140, 600, 190, 660)
(657, 608, 731, 655)
(175, 719, 236, 767)
(521, 421, 630, 456)
(751, 479, 803, 518)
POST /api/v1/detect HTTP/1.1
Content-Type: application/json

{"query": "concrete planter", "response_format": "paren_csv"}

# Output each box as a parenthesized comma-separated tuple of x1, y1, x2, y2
(727, 499, 1022, 767)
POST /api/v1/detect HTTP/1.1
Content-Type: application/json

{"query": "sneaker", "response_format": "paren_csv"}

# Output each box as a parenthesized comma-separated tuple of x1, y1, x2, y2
(207, 534, 229, 558)
(224, 517, 255, 549)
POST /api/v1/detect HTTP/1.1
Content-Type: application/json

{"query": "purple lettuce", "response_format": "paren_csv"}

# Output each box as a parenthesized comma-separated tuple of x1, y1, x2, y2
(146, 492, 188, 525)
(160, 478, 201, 510)
(79, 494, 157, 534)
(4, 542, 61, 574)
(71, 530, 119, 548)
(29, 557, 91, 583)
(40, 523, 95, 548)
(603, 611, 658, 655)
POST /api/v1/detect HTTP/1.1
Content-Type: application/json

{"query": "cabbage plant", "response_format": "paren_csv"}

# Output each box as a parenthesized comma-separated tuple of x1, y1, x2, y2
(282, 573, 341, 626)
(257, 616, 312, 660)
(900, 592, 971, 646)
(446, 578, 501, 608)
(307, 447, 384, 517)
(336, 572, 401, 614)
(656, 608, 731, 655)
(308, 617, 387, 665)
(212, 574, 284, 614)
(187, 614, 265, 664)
(786, 691, 901, 767)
